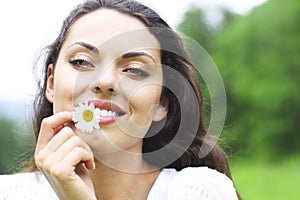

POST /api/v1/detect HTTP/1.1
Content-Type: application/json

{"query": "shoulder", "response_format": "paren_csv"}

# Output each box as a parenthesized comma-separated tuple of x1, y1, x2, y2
(167, 167, 238, 200)
(0, 172, 58, 200)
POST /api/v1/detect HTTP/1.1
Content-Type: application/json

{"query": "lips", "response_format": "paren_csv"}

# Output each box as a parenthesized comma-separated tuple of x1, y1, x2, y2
(88, 100, 126, 125)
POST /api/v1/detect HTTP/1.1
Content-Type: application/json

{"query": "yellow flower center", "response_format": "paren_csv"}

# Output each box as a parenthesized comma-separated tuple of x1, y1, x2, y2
(82, 110, 94, 122)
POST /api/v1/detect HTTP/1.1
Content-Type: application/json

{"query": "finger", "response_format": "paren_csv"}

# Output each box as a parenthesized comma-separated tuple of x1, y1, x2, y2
(54, 125, 65, 134)
(53, 135, 85, 163)
(35, 127, 76, 170)
(36, 111, 73, 152)
(72, 136, 95, 170)
(40, 146, 95, 180)
(61, 147, 95, 171)
(41, 127, 76, 156)
(37, 136, 87, 173)
(47, 130, 94, 165)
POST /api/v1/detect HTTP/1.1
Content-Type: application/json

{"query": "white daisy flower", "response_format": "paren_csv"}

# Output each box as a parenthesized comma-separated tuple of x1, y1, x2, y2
(72, 101, 101, 133)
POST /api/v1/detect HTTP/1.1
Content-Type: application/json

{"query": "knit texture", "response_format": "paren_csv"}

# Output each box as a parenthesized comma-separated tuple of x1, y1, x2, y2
(0, 167, 238, 200)
(148, 167, 238, 200)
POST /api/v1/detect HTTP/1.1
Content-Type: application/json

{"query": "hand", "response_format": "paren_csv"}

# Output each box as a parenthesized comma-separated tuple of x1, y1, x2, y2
(34, 111, 97, 200)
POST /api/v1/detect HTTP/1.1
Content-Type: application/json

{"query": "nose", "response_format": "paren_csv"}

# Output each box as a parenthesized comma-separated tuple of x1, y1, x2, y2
(92, 65, 118, 96)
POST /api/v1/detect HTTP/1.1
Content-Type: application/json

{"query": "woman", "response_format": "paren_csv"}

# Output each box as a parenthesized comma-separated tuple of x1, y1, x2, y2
(0, 0, 239, 199)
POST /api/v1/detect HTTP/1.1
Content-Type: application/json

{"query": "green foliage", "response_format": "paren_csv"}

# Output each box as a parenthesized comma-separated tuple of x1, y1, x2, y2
(179, 0, 300, 158)
(178, 5, 215, 50)
(230, 155, 300, 200)
(0, 118, 35, 174)
(214, 0, 300, 157)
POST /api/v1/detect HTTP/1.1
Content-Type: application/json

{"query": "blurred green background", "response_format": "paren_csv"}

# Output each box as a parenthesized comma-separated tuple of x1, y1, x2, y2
(0, 0, 299, 199)
(178, 0, 300, 199)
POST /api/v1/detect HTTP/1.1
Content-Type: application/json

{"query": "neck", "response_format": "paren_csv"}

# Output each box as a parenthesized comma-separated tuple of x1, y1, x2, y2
(89, 152, 160, 200)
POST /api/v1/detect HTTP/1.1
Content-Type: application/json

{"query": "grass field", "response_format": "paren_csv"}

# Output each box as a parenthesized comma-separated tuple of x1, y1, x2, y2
(229, 155, 300, 200)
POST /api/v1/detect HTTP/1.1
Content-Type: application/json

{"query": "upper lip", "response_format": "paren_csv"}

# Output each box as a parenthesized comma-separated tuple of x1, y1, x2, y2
(88, 99, 126, 114)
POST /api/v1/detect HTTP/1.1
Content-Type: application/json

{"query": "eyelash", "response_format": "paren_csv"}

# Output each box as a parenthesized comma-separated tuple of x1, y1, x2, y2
(69, 57, 149, 78)
(68, 57, 94, 69)
(123, 64, 150, 78)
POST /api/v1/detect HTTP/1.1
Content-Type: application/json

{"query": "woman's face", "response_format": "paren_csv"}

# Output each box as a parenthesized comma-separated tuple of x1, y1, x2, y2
(45, 9, 167, 156)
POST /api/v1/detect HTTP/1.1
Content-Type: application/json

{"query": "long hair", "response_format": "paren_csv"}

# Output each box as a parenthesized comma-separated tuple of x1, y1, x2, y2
(32, 0, 232, 179)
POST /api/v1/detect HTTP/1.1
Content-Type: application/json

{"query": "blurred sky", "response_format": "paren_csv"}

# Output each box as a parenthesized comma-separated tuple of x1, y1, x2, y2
(0, 0, 266, 102)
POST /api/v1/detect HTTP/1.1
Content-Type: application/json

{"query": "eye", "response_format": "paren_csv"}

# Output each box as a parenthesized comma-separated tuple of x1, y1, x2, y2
(68, 57, 95, 70)
(123, 64, 150, 78)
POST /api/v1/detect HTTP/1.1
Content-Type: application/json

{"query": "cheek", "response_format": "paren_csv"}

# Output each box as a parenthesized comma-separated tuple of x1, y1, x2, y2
(52, 76, 74, 112)
(129, 84, 162, 123)
(52, 67, 85, 112)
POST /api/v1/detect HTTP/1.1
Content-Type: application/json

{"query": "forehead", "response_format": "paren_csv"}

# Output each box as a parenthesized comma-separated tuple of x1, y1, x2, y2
(63, 9, 160, 54)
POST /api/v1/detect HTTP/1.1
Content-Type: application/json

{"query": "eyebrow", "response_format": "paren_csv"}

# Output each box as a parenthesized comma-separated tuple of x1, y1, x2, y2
(68, 42, 100, 54)
(122, 52, 156, 63)
(68, 42, 156, 63)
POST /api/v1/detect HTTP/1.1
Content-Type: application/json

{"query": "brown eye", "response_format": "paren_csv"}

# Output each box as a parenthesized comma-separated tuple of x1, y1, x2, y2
(123, 66, 149, 78)
(69, 58, 94, 69)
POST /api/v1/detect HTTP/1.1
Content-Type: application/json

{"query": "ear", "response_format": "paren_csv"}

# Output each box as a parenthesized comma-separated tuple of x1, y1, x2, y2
(150, 101, 168, 122)
(45, 64, 54, 103)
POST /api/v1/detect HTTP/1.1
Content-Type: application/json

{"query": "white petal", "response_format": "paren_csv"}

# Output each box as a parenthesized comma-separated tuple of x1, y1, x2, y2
(73, 101, 101, 133)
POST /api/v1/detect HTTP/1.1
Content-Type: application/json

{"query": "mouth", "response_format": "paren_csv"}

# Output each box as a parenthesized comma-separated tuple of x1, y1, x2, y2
(88, 100, 126, 124)
(94, 108, 125, 118)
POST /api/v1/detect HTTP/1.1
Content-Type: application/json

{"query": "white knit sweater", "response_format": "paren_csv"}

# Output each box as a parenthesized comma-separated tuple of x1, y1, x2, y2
(0, 167, 238, 200)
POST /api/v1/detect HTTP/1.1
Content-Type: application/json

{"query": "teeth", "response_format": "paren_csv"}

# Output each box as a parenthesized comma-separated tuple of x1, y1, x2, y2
(94, 108, 117, 118)
(95, 108, 101, 115)
(102, 110, 108, 116)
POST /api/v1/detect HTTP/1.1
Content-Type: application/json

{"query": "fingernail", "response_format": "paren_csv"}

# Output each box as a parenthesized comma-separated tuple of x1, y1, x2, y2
(54, 125, 64, 134)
